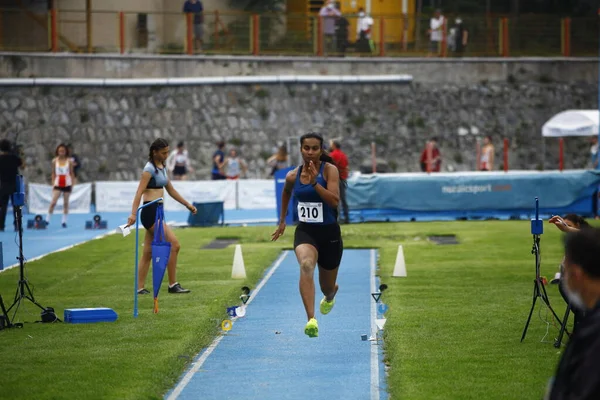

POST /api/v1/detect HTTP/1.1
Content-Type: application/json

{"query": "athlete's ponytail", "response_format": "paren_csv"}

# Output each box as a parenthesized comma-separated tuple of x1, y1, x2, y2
(319, 151, 335, 165)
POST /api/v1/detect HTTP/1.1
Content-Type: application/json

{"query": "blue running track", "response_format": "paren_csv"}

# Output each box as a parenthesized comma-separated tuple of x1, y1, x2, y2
(0, 209, 276, 271)
(166, 249, 388, 400)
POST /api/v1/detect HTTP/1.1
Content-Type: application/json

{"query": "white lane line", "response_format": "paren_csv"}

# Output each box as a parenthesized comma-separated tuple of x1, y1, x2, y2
(166, 250, 289, 400)
(370, 249, 381, 400)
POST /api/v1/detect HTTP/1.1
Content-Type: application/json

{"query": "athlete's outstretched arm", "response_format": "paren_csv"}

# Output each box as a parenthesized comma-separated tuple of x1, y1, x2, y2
(308, 162, 339, 208)
(165, 182, 197, 214)
(271, 169, 296, 241)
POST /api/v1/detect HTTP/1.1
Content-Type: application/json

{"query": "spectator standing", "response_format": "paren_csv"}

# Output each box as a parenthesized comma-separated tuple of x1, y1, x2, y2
(46, 144, 75, 228)
(0, 139, 23, 232)
(329, 140, 350, 224)
(211, 141, 226, 180)
(183, 0, 204, 52)
(356, 7, 374, 53)
(453, 18, 468, 55)
(267, 145, 289, 178)
(427, 9, 444, 57)
(589, 136, 598, 169)
(224, 149, 248, 180)
(419, 138, 442, 172)
(68, 144, 81, 184)
(335, 2, 349, 54)
(166, 141, 193, 180)
(319, 0, 341, 55)
(479, 136, 495, 171)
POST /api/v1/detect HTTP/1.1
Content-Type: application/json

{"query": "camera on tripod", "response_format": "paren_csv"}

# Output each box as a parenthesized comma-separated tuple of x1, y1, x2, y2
(521, 197, 568, 344)
(2, 175, 59, 329)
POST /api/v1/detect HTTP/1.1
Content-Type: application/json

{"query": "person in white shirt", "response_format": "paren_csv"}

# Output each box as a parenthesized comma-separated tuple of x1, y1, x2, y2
(356, 7, 374, 53)
(428, 9, 445, 57)
(166, 141, 193, 180)
(224, 148, 248, 180)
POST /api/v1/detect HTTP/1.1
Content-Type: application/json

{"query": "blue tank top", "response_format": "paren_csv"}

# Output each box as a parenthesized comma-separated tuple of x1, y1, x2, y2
(293, 162, 338, 225)
(212, 150, 224, 174)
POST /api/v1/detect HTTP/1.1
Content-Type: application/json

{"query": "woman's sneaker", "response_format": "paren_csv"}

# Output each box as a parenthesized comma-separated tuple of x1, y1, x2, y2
(304, 318, 319, 338)
(168, 283, 190, 294)
(320, 297, 336, 315)
(137, 288, 150, 295)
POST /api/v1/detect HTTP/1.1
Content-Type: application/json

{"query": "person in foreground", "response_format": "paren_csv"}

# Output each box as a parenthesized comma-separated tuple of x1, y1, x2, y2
(545, 227, 600, 400)
(549, 214, 590, 332)
(127, 138, 197, 295)
(271, 132, 344, 338)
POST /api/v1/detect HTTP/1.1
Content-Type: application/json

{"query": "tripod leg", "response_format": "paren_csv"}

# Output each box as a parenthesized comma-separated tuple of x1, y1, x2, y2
(521, 281, 540, 342)
(23, 281, 48, 312)
(6, 283, 22, 314)
(540, 282, 570, 334)
(554, 305, 571, 348)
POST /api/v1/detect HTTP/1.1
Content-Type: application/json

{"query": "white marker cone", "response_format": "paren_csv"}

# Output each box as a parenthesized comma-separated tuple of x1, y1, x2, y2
(231, 244, 247, 279)
(393, 244, 407, 277)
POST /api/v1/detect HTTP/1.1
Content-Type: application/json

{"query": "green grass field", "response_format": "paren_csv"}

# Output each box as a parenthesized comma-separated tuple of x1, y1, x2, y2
(0, 221, 577, 399)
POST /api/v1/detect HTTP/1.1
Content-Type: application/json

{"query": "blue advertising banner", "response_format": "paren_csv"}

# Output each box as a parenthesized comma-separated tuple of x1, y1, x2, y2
(346, 170, 600, 219)
(274, 167, 298, 225)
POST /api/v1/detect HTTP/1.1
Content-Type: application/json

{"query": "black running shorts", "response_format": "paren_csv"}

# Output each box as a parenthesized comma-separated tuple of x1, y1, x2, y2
(294, 222, 343, 270)
(140, 201, 159, 230)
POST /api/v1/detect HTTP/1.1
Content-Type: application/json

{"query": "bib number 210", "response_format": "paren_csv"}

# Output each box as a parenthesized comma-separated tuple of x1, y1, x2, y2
(298, 202, 323, 223)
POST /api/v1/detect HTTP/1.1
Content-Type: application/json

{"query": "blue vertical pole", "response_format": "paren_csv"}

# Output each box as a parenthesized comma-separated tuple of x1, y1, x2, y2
(133, 197, 163, 318)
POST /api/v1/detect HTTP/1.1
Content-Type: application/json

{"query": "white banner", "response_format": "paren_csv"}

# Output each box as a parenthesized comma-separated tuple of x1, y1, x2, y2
(27, 183, 92, 214)
(237, 179, 276, 209)
(95, 181, 139, 212)
(91, 180, 276, 212)
(165, 180, 237, 211)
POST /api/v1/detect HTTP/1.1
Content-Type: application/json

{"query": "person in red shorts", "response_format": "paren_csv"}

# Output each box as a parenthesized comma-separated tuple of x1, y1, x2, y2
(46, 144, 75, 228)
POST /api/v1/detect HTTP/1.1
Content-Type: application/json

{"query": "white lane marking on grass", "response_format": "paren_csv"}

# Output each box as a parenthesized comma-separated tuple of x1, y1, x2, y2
(0, 220, 183, 273)
(166, 250, 289, 400)
(370, 249, 381, 400)
(0, 230, 118, 273)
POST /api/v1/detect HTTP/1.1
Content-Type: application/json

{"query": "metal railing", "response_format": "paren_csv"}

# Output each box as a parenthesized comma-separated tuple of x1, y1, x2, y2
(0, 9, 597, 57)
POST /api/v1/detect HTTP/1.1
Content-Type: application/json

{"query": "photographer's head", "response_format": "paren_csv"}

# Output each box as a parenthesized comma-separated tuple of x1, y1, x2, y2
(563, 214, 590, 230)
(562, 228, 600, 310)
(0, 139, 11, 153)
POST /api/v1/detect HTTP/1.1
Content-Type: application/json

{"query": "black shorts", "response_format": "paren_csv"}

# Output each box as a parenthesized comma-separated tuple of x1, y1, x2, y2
(173, 166, 187, 176)
(212, 173, 226, 180)
(140, 201, 160, 230)
(53, 186, 72, 193)
(294, 222, 343, 270)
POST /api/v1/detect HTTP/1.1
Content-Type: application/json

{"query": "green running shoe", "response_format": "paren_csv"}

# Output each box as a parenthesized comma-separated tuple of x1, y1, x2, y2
(319, 297, 336, 315)
(304, 318, 319, 338)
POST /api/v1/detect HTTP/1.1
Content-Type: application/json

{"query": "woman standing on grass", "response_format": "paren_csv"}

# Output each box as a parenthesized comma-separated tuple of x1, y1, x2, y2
(271, 132, 344, 338)
(127, 138, 197, 295)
